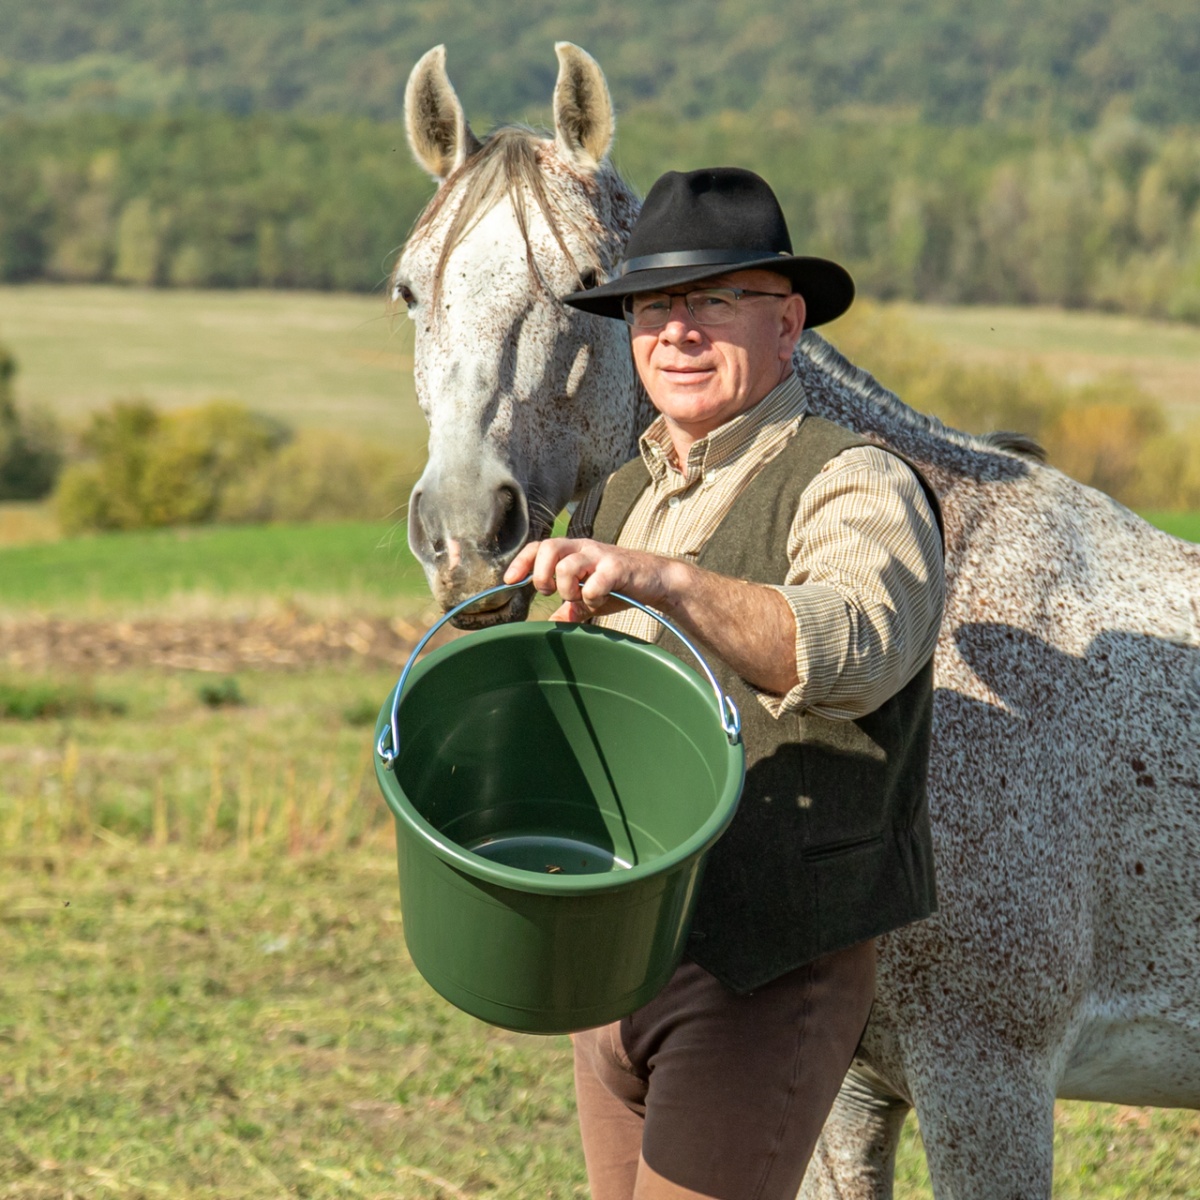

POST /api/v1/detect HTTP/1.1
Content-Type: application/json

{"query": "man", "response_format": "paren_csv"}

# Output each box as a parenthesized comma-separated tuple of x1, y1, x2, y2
(503, 168, 944, 1200)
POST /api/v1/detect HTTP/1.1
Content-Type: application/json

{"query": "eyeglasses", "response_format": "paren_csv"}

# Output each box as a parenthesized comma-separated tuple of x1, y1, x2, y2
(622, 286, 791, 329)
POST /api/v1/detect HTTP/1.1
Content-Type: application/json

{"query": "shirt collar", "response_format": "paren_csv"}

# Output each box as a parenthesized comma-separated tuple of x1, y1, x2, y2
(638, 372, 810, 480)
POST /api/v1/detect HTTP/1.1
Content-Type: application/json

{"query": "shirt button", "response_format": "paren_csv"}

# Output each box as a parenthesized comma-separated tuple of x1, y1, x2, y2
(668, 495, 681, 509)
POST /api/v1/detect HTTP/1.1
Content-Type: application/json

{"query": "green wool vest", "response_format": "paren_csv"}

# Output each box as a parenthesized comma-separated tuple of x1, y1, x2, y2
(592, 416, 941, 992)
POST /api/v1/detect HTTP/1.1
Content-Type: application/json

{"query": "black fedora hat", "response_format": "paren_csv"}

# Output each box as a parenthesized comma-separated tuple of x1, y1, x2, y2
(563, 167, 854, 327)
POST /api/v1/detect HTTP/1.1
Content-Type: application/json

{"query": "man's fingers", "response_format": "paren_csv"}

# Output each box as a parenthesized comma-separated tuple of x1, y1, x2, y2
(531, 539, 576, 594)
(553, 551, 603, 602)
(503, 541, 541, 584)
(504, 538, 637, 609)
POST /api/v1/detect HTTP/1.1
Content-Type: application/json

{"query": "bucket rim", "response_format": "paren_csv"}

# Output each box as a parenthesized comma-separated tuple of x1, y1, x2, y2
(374, 621, 745, 896)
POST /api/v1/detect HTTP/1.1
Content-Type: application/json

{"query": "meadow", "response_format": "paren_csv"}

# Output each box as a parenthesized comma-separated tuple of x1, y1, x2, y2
(5, 285, 1200, 445)
(2, 285, 1199, 1197)
(4, 662, 1200, 1199)
(0, 285, 420, 445)
(895, 302, 1200, 429)
(0, 521, 424, 618)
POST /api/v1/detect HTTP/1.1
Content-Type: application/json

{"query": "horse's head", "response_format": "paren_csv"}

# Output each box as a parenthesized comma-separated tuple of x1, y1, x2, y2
(395, 44, 644, 626)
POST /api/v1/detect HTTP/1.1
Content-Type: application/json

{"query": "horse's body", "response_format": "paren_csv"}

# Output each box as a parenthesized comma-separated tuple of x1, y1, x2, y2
(394, 44, 1200, 1198)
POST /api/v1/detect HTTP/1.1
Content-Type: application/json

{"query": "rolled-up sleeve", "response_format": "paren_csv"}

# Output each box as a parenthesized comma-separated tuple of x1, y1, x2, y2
(754, 446, 944, 720)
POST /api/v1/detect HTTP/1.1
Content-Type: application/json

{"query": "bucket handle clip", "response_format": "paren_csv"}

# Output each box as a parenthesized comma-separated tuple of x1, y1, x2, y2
(377, 576, 742, 769)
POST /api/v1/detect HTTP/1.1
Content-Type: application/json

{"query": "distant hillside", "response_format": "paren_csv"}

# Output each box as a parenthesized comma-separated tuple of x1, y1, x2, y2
(1, 0, 1198, 129)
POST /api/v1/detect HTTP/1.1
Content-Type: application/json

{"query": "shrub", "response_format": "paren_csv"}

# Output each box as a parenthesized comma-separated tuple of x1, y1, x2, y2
(55, 397, 415, 532)
(55, 400, 287, 533)
(0, 337, 63, 500)
(1042, 391, 1167, 505)
(197, 677, 246, 709)
(137, 403, 287, 525)
(218, 427, 411, 523)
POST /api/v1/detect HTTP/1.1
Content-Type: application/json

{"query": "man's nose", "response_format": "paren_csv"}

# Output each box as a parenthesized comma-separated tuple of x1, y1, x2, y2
(660, 295, 701, 340)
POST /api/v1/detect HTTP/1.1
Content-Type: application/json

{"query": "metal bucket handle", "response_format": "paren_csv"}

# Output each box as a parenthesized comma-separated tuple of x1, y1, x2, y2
(377, 575, 742, 769)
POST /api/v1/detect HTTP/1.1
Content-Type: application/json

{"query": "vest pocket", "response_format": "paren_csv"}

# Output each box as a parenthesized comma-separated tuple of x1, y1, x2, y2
(801, 833, 884, 863)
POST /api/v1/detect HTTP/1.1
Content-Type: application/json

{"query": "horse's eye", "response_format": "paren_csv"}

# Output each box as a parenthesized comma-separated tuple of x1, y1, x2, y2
(577, 268, 598, 290)
(393, 281, 416, 308)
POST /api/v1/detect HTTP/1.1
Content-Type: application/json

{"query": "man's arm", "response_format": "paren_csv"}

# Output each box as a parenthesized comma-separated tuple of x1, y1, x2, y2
(508, 446, 944, 718)
(761, 446, 944, 719)
(503, 539, 801, 696)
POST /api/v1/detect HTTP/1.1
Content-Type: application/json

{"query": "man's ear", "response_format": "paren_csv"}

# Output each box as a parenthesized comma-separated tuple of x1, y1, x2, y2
(779, 292, 807, 359)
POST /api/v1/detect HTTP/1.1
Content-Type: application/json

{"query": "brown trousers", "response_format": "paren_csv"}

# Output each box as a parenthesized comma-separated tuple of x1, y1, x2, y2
(572, 940, 876, 1200)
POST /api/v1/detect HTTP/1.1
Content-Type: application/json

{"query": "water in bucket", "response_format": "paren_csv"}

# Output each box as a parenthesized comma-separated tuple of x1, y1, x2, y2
(467, 832, 633, 875)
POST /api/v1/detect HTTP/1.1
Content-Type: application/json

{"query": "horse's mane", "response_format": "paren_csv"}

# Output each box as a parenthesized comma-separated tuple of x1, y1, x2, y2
(405, 126, 611, 307)
(799, 330, 1046, 461)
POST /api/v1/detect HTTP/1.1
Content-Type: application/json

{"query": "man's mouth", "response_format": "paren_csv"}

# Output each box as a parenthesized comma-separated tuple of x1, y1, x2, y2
(661, 365, 715, 382)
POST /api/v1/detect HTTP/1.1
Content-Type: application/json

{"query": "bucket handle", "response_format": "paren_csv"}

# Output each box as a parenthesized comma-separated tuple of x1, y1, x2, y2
(377, 576, 742, 769)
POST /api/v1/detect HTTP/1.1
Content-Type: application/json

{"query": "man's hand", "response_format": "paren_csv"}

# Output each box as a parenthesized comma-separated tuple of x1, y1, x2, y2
(503, 538, 682, 623)
(504, 537, 801, 697)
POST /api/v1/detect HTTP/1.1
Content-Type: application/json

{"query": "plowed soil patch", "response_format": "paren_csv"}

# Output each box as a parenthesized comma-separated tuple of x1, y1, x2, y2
(0, 611, 446, 673)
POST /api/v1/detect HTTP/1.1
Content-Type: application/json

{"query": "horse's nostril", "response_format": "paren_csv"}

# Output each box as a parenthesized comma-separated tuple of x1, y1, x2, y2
(492, 485, 527, 557)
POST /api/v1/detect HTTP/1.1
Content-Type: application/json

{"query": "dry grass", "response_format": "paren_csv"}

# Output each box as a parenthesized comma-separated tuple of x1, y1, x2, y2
(0, 503, 60, 546)
(890, 302, 1200, 429)
(0, 284, 422, 445)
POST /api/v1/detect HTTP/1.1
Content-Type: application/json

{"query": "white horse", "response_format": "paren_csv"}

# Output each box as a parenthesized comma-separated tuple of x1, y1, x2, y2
(393, 43, 1200, 1199)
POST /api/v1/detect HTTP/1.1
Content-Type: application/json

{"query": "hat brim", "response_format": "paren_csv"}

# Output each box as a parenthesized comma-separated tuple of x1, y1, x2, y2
(563, 255, 854, 328)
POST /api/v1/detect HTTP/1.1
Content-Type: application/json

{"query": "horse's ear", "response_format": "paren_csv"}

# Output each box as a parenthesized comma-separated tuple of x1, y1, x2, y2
(405, 45, 482, 182)
(553, 42, 614, 172)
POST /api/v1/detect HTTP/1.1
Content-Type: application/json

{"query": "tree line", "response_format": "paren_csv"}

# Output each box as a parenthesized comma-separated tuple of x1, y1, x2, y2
(2, 0, 1198, 130)
(3, 111, 1200, 322)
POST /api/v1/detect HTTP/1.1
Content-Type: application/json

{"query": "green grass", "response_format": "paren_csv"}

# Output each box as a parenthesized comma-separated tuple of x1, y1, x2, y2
(0, 284, 421, 444)
(3, 844, 1198, 1199)
(0, 509, 1188, 621)
(0, 846, 589, 1200)
(0, 678, 126, 720)
(2, 664, 1199, 1198)
(1141, 511, 1200, 543)
(0, 520, 427, 616)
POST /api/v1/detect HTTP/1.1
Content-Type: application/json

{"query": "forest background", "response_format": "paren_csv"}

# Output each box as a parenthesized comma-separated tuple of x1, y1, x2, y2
(1, 0, 1200, 318)
(3, 0, 1200, 517)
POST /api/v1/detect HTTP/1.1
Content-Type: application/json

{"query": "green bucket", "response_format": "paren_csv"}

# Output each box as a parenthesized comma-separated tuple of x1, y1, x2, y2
(374, 579, 745, 1034)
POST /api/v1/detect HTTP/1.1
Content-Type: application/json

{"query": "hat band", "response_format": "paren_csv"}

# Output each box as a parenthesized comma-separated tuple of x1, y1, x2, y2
(618, 249, 788, 277)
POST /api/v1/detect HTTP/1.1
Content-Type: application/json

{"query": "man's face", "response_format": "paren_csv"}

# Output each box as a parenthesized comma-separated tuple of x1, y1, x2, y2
(629, 269, 806, 448)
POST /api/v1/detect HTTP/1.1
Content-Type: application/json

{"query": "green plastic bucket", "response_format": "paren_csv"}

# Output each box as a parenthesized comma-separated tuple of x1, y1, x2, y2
(374, 579, 744, 1034)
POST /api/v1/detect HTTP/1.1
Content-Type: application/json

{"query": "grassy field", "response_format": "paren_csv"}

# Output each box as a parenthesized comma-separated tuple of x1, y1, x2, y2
(0, 285, 420, 444)
(1, 844, 588, 1200)
(5, 285, 1200, 442)
(3, 791, 1199, 1198)
(894, 302, 1200, 428)
(0, 508, 1191, 622)
(4, 845, 1199, 1200)
(1141, 511, 1200, 543)
(0, 520, 426, 618)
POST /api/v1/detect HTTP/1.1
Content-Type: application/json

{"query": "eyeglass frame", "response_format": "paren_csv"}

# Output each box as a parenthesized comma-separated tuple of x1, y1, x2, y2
(621, 285, 793, 329)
